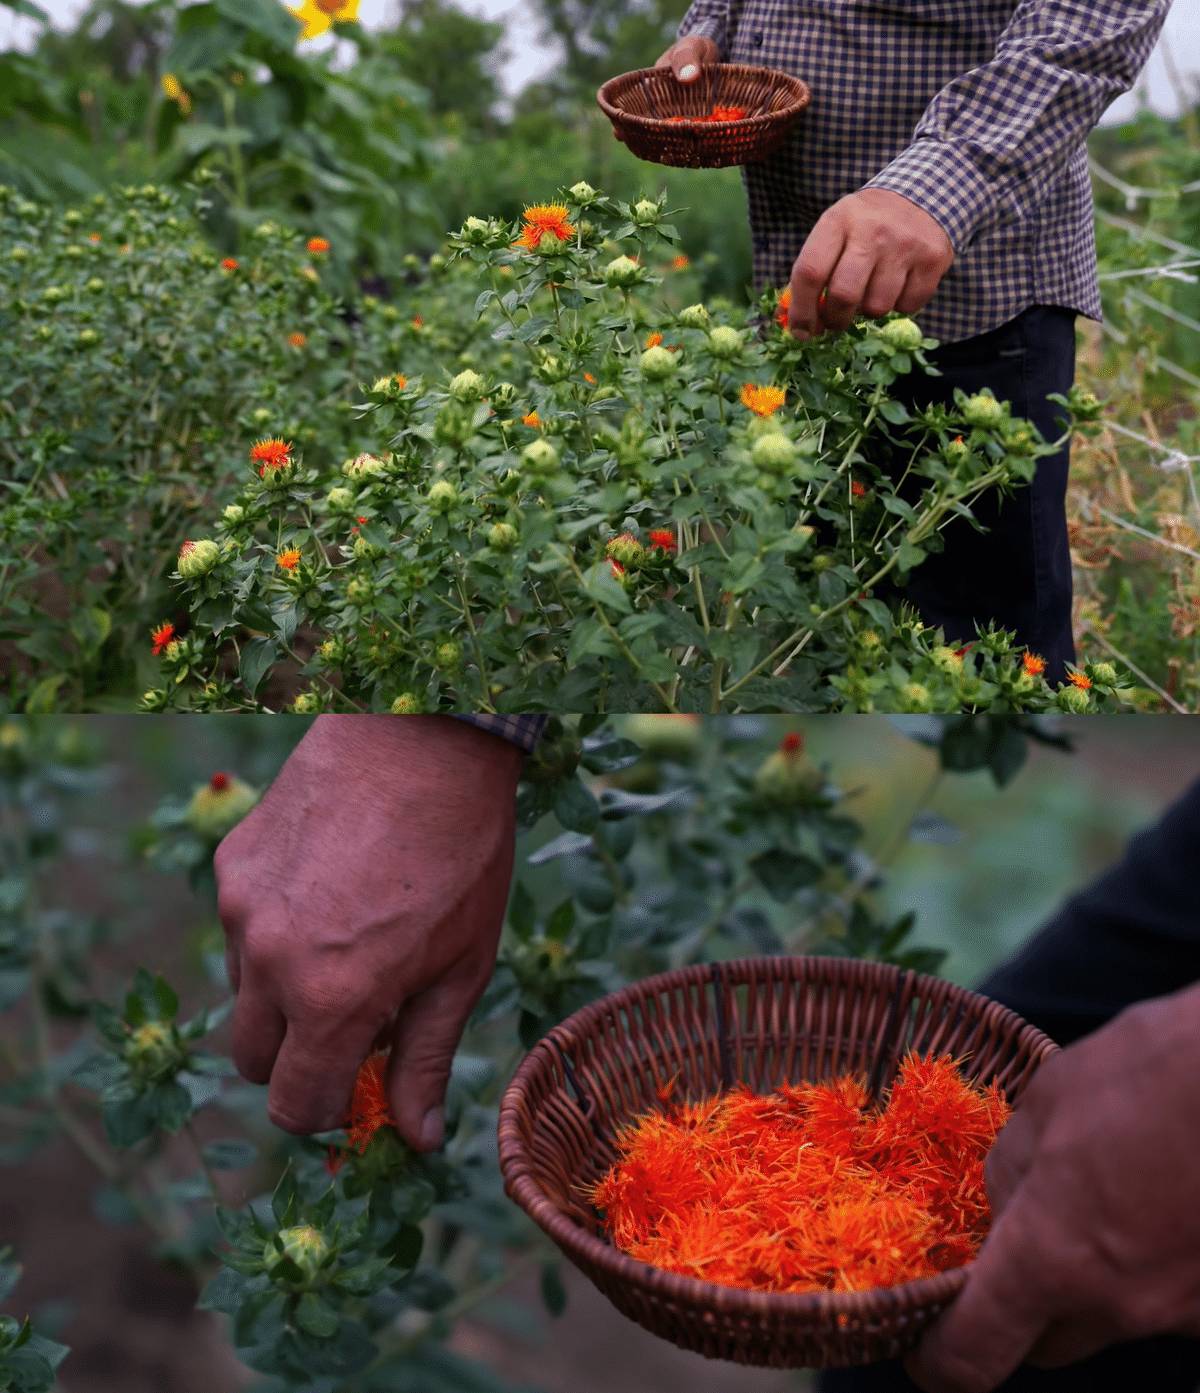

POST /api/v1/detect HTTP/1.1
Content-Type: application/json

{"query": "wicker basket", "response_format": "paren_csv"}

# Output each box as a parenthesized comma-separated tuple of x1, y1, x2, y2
(596, 64, 811, 169)
(498, 955, 1057, 1369)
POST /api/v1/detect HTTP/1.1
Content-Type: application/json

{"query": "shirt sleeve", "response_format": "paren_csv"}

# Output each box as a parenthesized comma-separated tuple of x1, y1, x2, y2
(453, 715, 548, 754)
(676, 0, 731, 55)
(864, 0, 1172, 254)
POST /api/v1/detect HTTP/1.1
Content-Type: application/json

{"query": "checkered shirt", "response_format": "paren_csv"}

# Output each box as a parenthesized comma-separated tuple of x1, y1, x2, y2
(456, 715, 548, 753)
(678, 0, 1171, 343)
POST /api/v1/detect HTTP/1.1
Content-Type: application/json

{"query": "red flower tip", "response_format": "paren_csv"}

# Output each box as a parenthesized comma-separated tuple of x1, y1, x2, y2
(648, 529, 677, 554)
(781, 731, 804, 755)
(150, 621, 175, 656)
(210, 772, 230, 792)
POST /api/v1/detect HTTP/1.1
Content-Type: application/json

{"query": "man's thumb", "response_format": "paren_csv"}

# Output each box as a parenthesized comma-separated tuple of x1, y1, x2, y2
(386, 973, 480, 1151)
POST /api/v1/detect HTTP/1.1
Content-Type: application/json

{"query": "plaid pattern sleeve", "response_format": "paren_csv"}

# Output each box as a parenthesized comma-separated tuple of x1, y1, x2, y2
(454, 715, 548, 753)
(677, 0, 731, 54)
(866, 0, 1172, 254)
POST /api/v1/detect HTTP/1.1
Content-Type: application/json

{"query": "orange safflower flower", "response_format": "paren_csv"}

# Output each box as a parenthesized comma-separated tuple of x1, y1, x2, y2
(645, 331, 664, 349)
(307, 236, 331, 255)
(609, 558, 626, 579)
(648, 529, 677, 554)
(781, 731, 804, 754)
(583, 371, 597, 384)
(150, 621, 175, 656)
(851, 480, 866, 498)
(411, 314, 424, 329)
(593, 1052, 1009, 1295)
(1023, 652, 1046, 677)
(671, 254, 690, 270)
(775, 286, 792, 330)
(277, 548, 302, 571)
(346, 1052, 396, 1153)
(250, 437, 293, 475)
(513, 203, 576, 252)
(394, 373, 408, 388)
(288, 331, 308, 349)
(1068, 670, 1092, 691)
(220, 257, 239, 272)
(88, 233, 102, 244)
(522, 411, 542, 429)
(740, 383, 786, 417)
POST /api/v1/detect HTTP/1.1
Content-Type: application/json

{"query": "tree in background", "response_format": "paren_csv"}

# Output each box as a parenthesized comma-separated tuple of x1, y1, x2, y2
(385, 0, 506, 132)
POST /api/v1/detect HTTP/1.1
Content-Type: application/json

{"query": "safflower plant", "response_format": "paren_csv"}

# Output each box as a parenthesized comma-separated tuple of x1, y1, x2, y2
(0, 713, 1064, 1387)
(153, 185, 1128, 714)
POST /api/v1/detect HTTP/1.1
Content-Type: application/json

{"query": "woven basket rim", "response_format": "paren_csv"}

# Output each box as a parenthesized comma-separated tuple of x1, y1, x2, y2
(498, 954, 1058, 1320)
(596, 63, 812, 135)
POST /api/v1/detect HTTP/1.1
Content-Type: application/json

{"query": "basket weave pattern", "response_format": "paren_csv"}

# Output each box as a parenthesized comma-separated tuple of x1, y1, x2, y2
(498, 956, 1057, 1369)
(596, 64, 812, 169)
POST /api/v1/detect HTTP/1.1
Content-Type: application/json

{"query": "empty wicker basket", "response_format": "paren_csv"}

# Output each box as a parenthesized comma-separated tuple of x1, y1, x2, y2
(498, 955, 1057, 1369)
(597, 63, 811, 169)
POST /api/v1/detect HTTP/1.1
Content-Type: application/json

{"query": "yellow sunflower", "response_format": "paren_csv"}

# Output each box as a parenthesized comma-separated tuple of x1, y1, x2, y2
(291, 0, 360, 42)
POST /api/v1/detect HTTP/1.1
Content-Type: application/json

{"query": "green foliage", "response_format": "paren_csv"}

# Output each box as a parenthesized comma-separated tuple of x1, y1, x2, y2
(152, 187, 1128, 714)
(0, 713, 1071, 1388)
(0, 1250, 69, 1393)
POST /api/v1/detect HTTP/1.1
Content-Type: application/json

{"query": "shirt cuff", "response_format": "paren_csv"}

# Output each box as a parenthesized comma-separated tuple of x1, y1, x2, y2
(453, 714, 548, 754)
(677, 15, 726, 55)
(864, 139, 999, 256)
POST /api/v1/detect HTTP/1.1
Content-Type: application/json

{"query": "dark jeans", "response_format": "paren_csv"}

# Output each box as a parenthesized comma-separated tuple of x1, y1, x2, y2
(819, 781, 1200, 1393)
(886, 305, 1078, 683)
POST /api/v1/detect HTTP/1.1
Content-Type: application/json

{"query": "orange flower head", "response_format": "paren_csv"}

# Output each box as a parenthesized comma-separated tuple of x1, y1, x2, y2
(781, 731, 804, 756)
(307, 236, 331, 255)
(513, 203, 575, 252)
(394, 373, 408, 388)
(346, 1052, 396, 1153)
(522, 411, 542, 429)
(220, 257, 239, 272)
(645, 331, 664, 349)
(250, 437, 293, 474)
(583, 371, 597, 384)
(210, 772, 230, 792)
(411, 314, 424, 329)
(151, 621, 175, 656)
(288, 331, 308, 349)
(609, 558, 626, 578)
(277, 548, 302, 571)
(648, 529, 677, 554)
(88, 233, 102, 245)
(776, 286, 792, 330)
(851, 480, 866, 498)
(672, 254, 690, 271)
(740, 383, 786, 417)
(1068, 670, 1092, 690)
(1023, 652, 1047, 677)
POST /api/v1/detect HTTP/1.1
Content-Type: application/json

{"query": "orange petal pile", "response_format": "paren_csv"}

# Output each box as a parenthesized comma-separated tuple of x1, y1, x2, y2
(591, 1052, 1009, 1294)
(667, 105, 749, 123)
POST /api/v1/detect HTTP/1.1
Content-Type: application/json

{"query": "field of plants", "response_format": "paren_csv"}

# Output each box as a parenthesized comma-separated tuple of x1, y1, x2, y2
(1, 712, 1194, 1392)
(0, 0, 1197, 714)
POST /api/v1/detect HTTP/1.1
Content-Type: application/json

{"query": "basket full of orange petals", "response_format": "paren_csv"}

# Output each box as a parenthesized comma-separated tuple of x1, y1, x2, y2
(498, 956, 1057, 1369)
(596, 63, 811, 169)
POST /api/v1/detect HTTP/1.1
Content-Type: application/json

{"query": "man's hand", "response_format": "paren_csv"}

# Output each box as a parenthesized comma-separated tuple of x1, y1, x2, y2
(906, 983, 1200, 1393)
(655, 34, 720, 82)
(215, 715, 522, 1151)
(787, 188, 954, 339)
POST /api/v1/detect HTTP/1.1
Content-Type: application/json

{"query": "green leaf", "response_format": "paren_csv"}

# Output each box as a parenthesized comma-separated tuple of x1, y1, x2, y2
(150, 1080, 194, 1133)
(23, 674, 65, 714)
(239, 637, 278, 698)
(271, 1165, 298, 1226)
(749, 849, 822, 902)
(211, 0, 300, 47)
(540, 1261, 567, 1318)
(152, 974, 179, 1021)
(552, 778, 599, 833)
(294, 1292, 339, 1339)
(103, 1092, 159, 1148)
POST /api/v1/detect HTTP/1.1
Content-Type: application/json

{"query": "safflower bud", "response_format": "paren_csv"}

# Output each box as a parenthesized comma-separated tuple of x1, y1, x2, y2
(490, 381, 518, 409)
(753, 732, 824, 807)
(632, 198, 661, 226)
(343, 452, 386, 480)
(751, 433, 797, 472)
(185, 771, 259, 841)
(264, 1225, 329, 1283)
(707, 325, 743, 359)
(640, 345, 678, 381)
(521, 438, 560, 474)
(899, 682, 932, 713)
(879, 317, 923, 351)
(391, 693, 422, 715)
(1057, 684, 1090, 714)
(326, 487, 354, 511)
(222, 504, 245, 525)
(603, 255, 640, 288)
(291, 692, 320, 714)
(962, 392, 1005, 429)
(488, 521, 519, 551)
(449, 368, 486, 402)
(677, 303, 710, 329)
(605, 532, 645, 567)
(435, 641, 462, 670)
(623, 714, 702, 761)
(569, 181, 598, 205)
(177, 539, 220, 579)
(427, 479, 459, 512)
(124, 1020, 183, 1082)
(1090, 661, 1118, 685)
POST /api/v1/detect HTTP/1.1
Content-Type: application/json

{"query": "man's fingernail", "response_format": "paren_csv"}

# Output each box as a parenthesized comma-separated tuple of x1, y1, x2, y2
(420, 1106, 444, 1150)
(679, 63, 698, 80)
